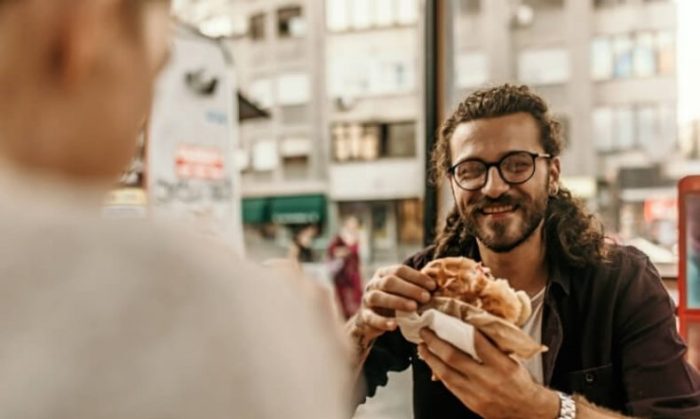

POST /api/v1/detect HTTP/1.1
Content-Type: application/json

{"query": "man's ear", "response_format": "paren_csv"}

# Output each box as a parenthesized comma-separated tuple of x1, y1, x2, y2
(50, 1, 107, 86)
(549, 156, 561, 194)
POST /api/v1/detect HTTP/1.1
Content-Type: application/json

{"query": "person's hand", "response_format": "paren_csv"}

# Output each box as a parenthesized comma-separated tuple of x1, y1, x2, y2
(353, 265, 436, 343)
(418, 329, 559, 419)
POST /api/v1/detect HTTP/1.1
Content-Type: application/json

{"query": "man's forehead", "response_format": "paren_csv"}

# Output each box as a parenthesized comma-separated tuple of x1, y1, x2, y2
(450, 112, 543, 159)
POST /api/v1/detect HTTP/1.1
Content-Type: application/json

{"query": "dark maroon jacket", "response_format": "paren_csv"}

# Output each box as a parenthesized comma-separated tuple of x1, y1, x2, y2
(361, 243, 700, 418)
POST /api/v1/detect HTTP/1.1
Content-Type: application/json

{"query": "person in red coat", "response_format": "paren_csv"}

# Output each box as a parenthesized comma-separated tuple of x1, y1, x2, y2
(328, 215, 363, 319)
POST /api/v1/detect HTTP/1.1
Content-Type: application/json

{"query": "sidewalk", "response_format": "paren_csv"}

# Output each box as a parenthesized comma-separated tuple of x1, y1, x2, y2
(353, 369, 413, 419)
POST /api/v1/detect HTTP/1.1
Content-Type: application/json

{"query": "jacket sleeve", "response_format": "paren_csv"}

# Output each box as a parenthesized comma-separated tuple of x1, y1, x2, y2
(359, 249, 433, 401)
(615, 249, 700, 417)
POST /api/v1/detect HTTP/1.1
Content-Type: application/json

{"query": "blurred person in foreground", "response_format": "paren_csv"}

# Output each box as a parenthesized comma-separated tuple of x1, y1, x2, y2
(0, 1, 349, 418)
(347, 85, 700, 418)
(328, 215, 363, 319)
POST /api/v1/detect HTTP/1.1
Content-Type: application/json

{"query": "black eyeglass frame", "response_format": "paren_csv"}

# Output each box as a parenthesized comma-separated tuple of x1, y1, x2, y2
(448, 150, 552, 191)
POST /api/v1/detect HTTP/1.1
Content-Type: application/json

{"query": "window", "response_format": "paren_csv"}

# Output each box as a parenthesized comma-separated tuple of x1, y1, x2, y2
(634, 32, 656, 77)
(383, 122, 417, 158)
(327, 0, 350, 31)
(328, 45, 416, 98)
(458, 0, 481, 14)
(374, 0, 396, 26)
(591, 37, 613, 80)
(277, 73, 310, 105)
(455, 52, 489, 88)
(249, 79, 274, 109)
(595, 105, 676, 153)
(593, 107, 614, 152)
(592, 31, 676, 80)
(517, 48, 570, 85)
(278, 6, 305, 38)
(612, 34, 634, 78)
(332, 121, 416, 161)
(252, 140, 279, 171)
(351, 0, 372, 30)
(615, 107, 635, 150)
(280, 137, 311, 179)
(326, 0, 417, 31)
(523, 0, 564, 8)
(656, 31, 675, 75)
(637, 105, 657, 150)
(249, 13, 265, 40)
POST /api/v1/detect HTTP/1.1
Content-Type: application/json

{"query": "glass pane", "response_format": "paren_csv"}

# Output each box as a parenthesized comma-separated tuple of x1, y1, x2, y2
(593, 108, 614, 152)
(615, 107, 635, 150)
(326, 0, 349, 31)
(592, 37, 613, 81)
(613, 34, 634, 78)
(455, 51, 489, 89)
(657, 31, 676, 75)
(634, 32, 656, 77)
(517, 48, 570, 85)
(637, 105, 657, 151)
(687, 194, 700, 309)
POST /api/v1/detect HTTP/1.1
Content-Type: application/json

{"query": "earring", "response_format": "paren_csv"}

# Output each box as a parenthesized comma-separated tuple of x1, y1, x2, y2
(549, 184, 559, 196)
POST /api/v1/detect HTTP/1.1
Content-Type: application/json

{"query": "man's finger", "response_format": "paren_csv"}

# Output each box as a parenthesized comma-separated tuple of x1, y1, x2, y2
(417, 343, 471, 385)
(395, 265, 437, 291)
(379, 275, 432, 304)
(364, 290, 418, 312)
(473, 330, 517, 369)
(360, 310, 398, 332)
(420, 328, 483, 374)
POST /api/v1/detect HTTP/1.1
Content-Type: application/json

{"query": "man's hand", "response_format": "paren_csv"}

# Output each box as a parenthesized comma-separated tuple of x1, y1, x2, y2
(346, 265, 436, 364)
(418, 328, 559, 419)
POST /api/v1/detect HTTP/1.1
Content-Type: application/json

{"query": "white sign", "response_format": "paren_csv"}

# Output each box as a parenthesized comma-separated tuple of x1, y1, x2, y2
(148, 27, 243, 254)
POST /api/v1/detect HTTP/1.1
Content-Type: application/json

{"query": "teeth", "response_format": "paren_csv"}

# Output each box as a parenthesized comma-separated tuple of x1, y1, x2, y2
(482, 205, 514, 214)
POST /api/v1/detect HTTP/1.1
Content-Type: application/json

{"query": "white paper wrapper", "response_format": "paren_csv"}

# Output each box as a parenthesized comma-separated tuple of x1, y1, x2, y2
(396, 308, 482, 361)
(396, 297, 547, 360)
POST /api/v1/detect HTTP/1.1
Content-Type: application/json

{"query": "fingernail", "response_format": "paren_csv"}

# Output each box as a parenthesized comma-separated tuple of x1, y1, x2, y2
(427, 280, 437, 290)
(421, 291, 431, 302)
(406, 301, 418, 311)
(386, 320, 396, 330)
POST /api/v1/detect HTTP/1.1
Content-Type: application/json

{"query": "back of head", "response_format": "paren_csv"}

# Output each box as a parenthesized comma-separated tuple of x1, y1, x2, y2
(0, 0, 170, 183)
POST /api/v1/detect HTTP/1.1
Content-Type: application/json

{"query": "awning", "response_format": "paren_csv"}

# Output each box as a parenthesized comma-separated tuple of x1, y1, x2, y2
(242, 195, 326, 225)
(270, 195, 326, 224)
(242, 198, 270, 224)
(238, 92, 270, 121)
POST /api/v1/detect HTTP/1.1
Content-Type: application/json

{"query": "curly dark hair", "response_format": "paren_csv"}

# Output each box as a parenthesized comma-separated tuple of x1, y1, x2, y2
(432, 84, 609, 268)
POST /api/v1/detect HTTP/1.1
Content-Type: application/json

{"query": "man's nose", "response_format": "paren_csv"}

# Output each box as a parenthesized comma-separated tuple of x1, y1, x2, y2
(481, 166, 510, 198)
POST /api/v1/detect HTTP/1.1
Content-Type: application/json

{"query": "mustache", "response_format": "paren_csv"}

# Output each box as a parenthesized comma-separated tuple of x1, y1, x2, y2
(470, 195, 522, 211)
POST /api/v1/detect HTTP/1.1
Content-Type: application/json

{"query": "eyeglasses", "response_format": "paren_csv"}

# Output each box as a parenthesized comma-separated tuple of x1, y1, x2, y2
(448, 150, 552, 191)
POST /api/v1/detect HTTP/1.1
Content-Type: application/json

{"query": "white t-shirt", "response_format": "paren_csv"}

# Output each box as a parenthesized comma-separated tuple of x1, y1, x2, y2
(520, 287, 546, 384)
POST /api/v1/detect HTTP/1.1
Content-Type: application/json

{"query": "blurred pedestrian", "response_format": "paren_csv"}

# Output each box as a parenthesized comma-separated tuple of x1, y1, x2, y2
(0, 1, 349, 418)
(288, 224, 318, 263)
(328, 215, 363, 319)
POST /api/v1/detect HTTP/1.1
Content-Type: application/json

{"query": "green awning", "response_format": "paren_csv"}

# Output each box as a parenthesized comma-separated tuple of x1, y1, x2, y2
(270, 195, 325, 224)
(242, 198, 270, 224)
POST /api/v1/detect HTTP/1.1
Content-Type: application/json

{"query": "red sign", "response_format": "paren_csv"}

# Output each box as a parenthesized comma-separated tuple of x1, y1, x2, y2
(644, 197, 677, 223)
(175, 145, 225, 180)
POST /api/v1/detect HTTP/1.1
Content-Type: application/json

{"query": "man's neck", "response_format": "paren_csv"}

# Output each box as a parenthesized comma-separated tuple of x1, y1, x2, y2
(476, 225, 549, 296)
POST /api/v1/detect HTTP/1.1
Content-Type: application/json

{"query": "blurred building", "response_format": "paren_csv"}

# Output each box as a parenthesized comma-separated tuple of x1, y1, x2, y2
(226, 0, 425, 264)
(448, 0, 679, 248)
(175, 0, 686, 263)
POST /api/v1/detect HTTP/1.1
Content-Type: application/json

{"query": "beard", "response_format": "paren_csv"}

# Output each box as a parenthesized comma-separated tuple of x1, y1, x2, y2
(460, 187, 549, 253)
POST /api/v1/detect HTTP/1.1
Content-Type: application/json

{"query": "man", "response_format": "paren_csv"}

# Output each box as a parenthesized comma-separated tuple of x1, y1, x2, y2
(348, 84, 700, 418)
(0, 1, 349, 418)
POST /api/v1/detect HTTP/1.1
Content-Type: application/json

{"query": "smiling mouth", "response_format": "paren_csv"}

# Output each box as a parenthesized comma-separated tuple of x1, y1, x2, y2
(481, 205, 516, 215)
